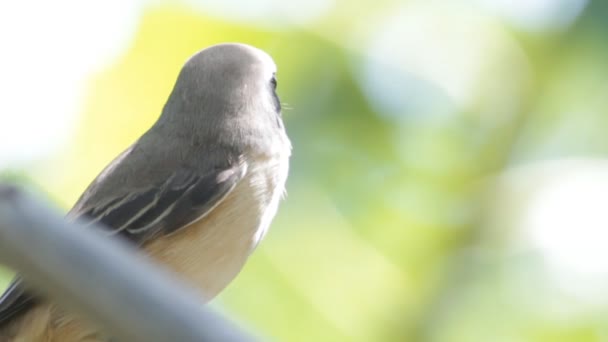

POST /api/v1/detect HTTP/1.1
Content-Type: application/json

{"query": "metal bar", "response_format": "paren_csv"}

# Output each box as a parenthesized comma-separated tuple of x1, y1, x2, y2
(0, 184, 255, 342)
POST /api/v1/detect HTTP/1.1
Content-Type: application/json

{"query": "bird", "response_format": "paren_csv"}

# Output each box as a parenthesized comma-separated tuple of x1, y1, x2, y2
(0, 42, 291, 341)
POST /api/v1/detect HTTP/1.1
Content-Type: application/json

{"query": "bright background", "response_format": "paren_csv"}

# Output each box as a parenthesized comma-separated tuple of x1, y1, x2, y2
(2, 0, 608, 341)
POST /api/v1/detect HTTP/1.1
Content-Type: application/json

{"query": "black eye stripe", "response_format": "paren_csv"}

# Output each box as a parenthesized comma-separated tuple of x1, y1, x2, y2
(270, 73, 277, 89)
(269, 73, 280, 113)
(272, 91, 281, 113)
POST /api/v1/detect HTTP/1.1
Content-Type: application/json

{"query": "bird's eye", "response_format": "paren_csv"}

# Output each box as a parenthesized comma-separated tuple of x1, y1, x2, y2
(270, 74, 277, 89)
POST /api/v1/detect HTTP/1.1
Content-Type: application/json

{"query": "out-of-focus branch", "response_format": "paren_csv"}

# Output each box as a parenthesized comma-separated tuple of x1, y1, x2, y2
(0, 184, 255, 342)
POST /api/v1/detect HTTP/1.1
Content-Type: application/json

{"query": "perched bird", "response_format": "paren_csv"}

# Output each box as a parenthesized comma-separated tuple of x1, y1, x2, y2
(0, 42, 291, 341)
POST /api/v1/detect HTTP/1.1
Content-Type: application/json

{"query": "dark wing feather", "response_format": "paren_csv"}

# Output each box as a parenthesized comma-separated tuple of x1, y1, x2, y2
(0, 160, 247, 328)
(90, 165, 245, 241)
(0, 280, 35, 327)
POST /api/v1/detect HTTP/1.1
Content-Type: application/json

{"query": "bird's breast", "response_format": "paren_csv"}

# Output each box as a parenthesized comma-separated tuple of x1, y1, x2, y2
(144, 155, 289, 300)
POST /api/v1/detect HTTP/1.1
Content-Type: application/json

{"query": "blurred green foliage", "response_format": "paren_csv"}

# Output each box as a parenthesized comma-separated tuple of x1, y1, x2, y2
(3, 1, 608, 341)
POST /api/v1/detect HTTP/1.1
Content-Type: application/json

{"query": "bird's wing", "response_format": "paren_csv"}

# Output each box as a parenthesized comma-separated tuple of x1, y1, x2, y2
(0, 155, 247, 327)
(0, 279, 35, 328)
(71, 162, 247, 242)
